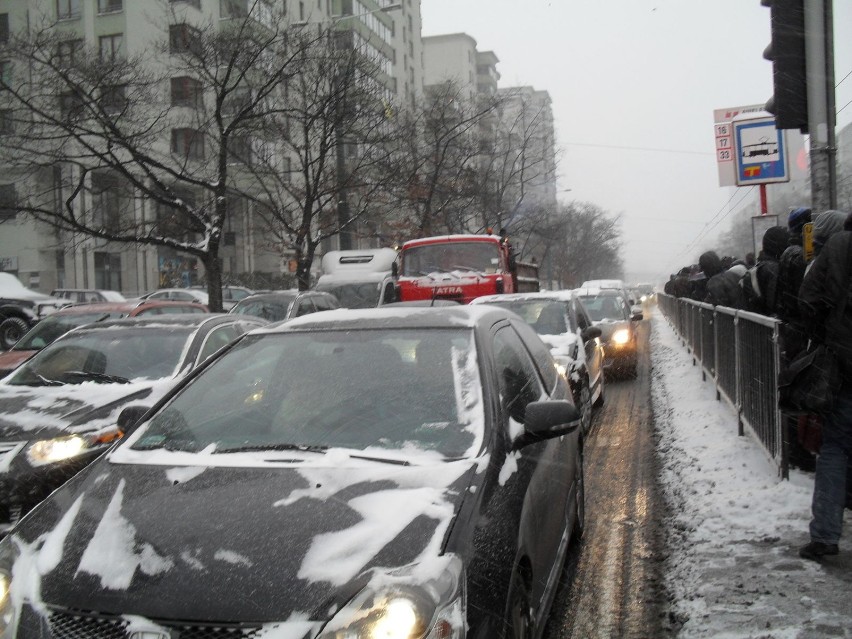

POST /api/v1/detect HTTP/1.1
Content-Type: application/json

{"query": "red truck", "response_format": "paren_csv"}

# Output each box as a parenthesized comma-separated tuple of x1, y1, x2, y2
(394, 233, 540, 304)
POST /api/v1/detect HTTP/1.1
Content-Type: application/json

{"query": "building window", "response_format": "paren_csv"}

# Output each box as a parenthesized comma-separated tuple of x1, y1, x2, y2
(0, 14, 9, 45)
(56, 39, 83, 67)
(0, 109, 14, 135)
(99, 34, 123, 61)
(97, 0, 122, 14)
(171, 76, 202, 107)
(170, 0, 201, 9)
(222, 86, 253, 115)
(0, 60, 12, 84)
(94, 252, 122, 291)
(0, 184, 17, 221)
(226, 135, 252, 165)
(169, 24, 201, 55)
(56, 0, 81, 20)
(100, 85, 126, 114)
(171, 128, 205, 160)
(92, 174, 124, 233)
(58, 90, 85, 120)
(220, 0, 247, 17)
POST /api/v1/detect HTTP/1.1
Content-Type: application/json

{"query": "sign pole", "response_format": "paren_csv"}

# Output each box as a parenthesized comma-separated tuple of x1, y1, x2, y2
(759, 184, 768, 216)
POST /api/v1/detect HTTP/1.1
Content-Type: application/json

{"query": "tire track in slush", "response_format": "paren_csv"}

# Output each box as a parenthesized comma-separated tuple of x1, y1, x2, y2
(543, 315, 668, 639)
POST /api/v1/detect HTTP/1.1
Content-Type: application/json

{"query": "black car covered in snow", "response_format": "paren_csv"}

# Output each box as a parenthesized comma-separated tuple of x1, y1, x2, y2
(0, 306, 584, 639)
(0, 314, 265, 534)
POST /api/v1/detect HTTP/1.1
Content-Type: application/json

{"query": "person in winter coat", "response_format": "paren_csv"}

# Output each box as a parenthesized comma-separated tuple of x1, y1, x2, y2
(811, 210, 849, 259)
(777, 207, 811, 324)
(744, 226, 789, 315)
(703, 252, 746, 308)
(797, 223, 852, 561)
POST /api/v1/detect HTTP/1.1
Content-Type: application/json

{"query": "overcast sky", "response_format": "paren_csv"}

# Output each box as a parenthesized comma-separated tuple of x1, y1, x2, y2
(421, 0, 852, 283)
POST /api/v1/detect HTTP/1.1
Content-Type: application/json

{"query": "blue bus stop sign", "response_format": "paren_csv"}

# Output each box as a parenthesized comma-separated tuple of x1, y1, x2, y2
(733, 116, 790, 186)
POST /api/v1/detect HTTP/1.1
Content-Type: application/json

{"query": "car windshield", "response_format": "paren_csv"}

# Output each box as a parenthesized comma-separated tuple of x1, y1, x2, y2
(128, 329, 484, 459)
(13, 312, 120, 351)
(315, 282, 379, 308)
(578, 295, 626, 322)
(6, 327, 193, 386)
(482, 300, 572, 335)
(231, 296, 297, 322)
(401, 242, 501, 276)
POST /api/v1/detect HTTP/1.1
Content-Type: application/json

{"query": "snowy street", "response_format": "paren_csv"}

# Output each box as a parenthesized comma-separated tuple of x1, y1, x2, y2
(543, 304, 852, 639)
(651, 306, 852, 638)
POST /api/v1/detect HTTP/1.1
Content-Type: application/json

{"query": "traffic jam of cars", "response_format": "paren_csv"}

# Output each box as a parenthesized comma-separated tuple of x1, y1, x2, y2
(0, 241, 647, 639)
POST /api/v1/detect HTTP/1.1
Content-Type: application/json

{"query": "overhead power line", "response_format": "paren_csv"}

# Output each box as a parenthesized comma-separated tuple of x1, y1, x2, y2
(564, 142, 713, 157)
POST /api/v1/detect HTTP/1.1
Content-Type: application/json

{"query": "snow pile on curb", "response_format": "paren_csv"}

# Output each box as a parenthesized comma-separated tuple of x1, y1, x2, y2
(650, 314, 852, 639)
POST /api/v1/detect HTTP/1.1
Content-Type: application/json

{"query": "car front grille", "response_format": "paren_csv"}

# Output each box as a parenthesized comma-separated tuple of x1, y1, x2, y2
(48, 611, 263, 639)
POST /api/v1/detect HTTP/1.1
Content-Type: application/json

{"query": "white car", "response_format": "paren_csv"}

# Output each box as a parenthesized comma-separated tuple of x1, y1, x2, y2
(140, 288, 210, 305)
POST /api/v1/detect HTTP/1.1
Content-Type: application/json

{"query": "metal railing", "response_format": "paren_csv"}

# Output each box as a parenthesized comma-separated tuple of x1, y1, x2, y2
(658, 294, 787, 479)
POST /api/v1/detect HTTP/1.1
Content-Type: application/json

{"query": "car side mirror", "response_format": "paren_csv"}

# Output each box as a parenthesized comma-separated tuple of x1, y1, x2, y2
(515, 400, 580, 449)
(391, 262, 399, 278)
(631, 309, 643, 321)
(383, 281, 398, 305)
(117, 405, 150, 433)
(581, 326, 602, 341)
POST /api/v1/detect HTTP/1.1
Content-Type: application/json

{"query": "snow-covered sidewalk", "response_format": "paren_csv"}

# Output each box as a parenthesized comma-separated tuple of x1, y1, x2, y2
(650, 313, 852, 639)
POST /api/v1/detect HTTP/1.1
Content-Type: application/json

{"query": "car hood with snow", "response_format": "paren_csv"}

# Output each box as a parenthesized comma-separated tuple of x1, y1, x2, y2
(7, 452, 479, 624)
(0, 381, 165, 442)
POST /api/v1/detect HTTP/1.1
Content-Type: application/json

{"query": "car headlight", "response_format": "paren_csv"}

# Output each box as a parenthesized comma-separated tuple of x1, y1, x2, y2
(317, 555, 465, 639)
(26, 427, 123, 466)
(611, 329, 631, 346)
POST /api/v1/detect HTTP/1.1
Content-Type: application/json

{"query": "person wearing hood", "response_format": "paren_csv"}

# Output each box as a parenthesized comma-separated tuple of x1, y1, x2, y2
(704, 252, 746, 309)
(744, 226, 789, 315)
(776, 209, 817, 471)
(797, 212, 852, 561)
(810, 210, 849, 259)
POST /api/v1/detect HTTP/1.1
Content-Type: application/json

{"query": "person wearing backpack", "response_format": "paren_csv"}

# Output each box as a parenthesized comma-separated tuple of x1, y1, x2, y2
(797, 216, 852, 561)
(743, 226, 789, 316)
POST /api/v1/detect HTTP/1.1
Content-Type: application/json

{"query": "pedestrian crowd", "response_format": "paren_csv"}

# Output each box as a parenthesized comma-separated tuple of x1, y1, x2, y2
(663, 207, 852, 563)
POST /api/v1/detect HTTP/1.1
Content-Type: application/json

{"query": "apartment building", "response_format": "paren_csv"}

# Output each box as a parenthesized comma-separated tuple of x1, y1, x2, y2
(0, 0, 421, 294)
(422, 33, 498, 103)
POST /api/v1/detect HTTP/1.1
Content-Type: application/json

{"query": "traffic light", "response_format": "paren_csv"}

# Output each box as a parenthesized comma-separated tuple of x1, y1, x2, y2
(762, 0, 808, 131)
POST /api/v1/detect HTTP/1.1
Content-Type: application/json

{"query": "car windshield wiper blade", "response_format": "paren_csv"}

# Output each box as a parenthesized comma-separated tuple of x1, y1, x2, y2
(63, 370, 131, 384)
(347, 453, 411, 466)
(213, 443, 329, 454)
(27, 373, 66, 386)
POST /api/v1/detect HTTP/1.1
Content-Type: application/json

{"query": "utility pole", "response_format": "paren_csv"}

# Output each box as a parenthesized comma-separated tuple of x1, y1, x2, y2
(804, 0, 836, 212)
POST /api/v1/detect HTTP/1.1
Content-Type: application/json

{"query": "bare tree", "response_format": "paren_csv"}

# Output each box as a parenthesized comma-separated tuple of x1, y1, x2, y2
(544, 202, 624, 287)
(0, 2, 383, 306)
(241, 27, 400, 289)
(474, 89, 557, 240)
(379, 81, 500, 240)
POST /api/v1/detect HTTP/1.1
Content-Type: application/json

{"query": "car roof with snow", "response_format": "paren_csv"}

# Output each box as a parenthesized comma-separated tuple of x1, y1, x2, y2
(254, 305, 515, 333)
(471, 291, 578, 304)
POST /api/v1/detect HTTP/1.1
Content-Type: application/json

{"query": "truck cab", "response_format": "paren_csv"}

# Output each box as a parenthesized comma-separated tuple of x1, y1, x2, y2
(395, 234, 539, 304)
(314, 248, 398, 308)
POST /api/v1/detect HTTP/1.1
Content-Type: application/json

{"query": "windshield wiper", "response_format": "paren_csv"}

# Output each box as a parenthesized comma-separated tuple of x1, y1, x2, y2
(213, 443, 328, 454)
(62, 370, 131, 384)
(347, 453, 411, 466)
(24, 373, 66, 387)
